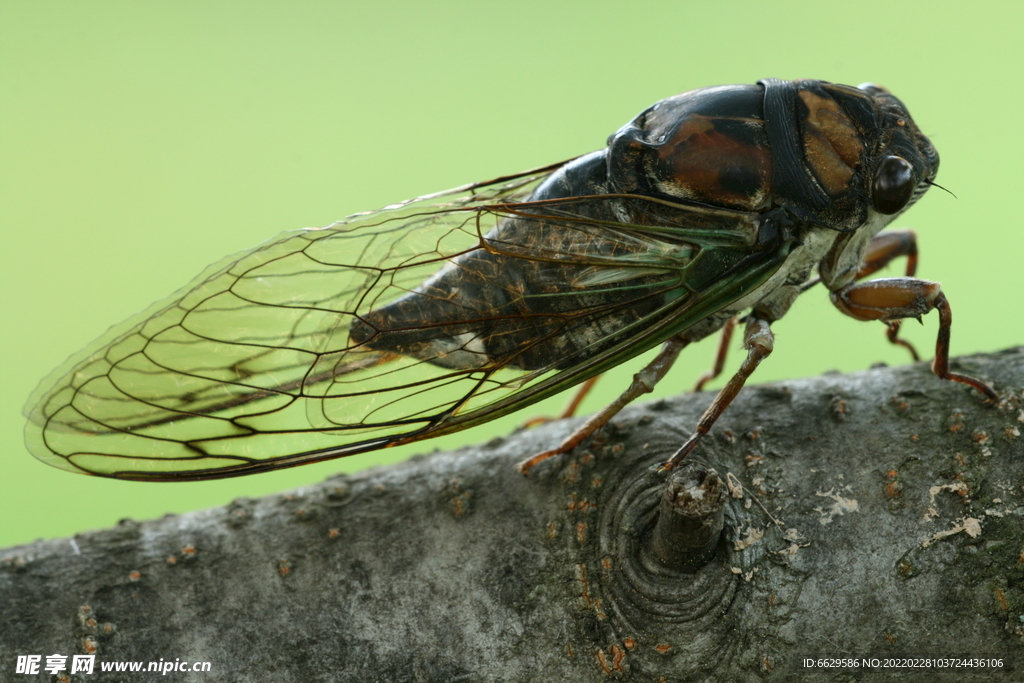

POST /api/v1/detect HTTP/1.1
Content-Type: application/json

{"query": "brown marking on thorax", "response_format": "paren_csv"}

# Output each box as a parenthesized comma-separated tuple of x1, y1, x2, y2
(658, 115, 772, 210)
(798, 90, 863, 196)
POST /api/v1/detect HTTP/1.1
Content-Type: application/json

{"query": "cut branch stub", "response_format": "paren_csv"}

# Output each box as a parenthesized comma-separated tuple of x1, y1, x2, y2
(647, 462, 728, 572)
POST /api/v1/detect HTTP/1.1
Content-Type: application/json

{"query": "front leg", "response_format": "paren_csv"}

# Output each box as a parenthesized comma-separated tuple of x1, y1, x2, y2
(857, 229, 918, 279)
(858, 230, 920, 359)
(830, 277, 997, 400)
(692, 316, 737, 392)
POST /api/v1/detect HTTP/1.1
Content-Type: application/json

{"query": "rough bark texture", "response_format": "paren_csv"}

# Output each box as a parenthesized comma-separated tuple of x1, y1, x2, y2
(2, 347, 1023, 682)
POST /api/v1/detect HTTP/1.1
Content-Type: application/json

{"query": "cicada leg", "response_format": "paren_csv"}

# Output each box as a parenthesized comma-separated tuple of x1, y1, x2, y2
(699, 231, 920, 397)
(692, 316, 737, 392)
(557, 375, 601, 419)
(883, 321, 917, 361)
(856, 230, 920, 360)
(659, 317, 774, 472)
(518, 338, 687, 474)
(858, 229, 918, 279)
(520, 376, 602, 428)
(830, 278, 997, 400)
(687, 229, 914, 394)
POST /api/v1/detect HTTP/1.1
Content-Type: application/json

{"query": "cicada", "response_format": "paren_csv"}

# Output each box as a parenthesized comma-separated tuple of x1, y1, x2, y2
(24, 79, 996, 481)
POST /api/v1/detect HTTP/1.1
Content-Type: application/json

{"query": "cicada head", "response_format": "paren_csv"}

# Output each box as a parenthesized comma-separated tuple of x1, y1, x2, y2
(796, 81, 938, 228)
(854, 82, 939, 217)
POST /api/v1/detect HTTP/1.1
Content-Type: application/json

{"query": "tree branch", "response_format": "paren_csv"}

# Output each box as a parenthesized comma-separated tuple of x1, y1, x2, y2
(2, 347, 1022, 682)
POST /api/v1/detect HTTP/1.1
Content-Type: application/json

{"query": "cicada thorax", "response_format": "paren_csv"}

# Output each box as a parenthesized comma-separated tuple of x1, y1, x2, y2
(607, 83, 775, 212)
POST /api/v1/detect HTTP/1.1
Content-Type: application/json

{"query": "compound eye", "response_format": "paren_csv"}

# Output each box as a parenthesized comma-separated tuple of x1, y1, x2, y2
(872, 155, 916, 214)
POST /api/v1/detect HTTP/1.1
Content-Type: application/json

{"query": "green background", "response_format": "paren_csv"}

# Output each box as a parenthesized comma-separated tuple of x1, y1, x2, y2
(2, 0, 1021, 550)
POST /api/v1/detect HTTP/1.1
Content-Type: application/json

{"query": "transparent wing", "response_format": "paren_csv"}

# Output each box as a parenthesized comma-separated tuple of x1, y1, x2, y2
(25, 159, 786, 480)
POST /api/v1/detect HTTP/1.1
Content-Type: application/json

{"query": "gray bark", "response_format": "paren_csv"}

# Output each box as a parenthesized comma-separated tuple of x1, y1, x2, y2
(2, 347, 1023, 682)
